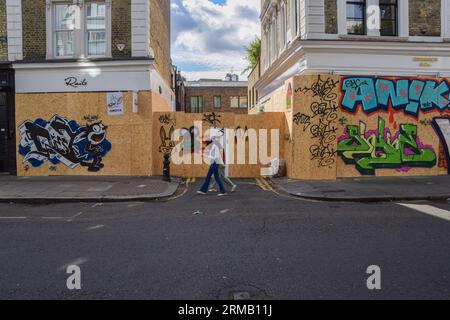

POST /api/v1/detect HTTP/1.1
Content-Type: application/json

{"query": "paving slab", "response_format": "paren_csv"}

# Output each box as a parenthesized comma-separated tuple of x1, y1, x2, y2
(271, 175, 450, 202)
(0, 175, 180, 203)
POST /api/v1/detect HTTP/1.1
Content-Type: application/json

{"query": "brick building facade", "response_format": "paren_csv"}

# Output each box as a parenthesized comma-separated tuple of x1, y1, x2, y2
(185, 79, 248, 114)
(0, 1, 7, 62)
(0, 0, 174, 176)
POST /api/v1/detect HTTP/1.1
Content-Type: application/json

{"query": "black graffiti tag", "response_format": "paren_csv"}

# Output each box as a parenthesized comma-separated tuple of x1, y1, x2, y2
(203, 112, 222, 127)
(294, 76, 339, 168)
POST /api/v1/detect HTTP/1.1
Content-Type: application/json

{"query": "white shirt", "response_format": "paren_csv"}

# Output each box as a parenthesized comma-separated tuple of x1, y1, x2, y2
(205, 142, 223, 164)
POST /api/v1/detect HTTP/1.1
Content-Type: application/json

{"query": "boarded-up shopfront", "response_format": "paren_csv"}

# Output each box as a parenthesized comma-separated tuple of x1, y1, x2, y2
(14, 74, 450, 180)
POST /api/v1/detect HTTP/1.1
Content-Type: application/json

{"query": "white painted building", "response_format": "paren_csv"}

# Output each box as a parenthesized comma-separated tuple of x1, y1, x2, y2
(254, 0, 450, 110)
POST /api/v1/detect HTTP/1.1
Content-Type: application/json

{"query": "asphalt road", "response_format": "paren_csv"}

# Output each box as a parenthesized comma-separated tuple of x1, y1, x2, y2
(0, 178, 449, 300)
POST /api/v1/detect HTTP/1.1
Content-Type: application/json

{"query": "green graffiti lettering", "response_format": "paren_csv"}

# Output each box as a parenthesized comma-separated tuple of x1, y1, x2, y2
(337, 117, 437, 175)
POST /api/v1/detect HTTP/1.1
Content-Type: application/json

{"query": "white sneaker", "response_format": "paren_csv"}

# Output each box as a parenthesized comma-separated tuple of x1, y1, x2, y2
(217, 193, 227, 196)
(197, 191, 207, 195)
(231, 185, 237, 193)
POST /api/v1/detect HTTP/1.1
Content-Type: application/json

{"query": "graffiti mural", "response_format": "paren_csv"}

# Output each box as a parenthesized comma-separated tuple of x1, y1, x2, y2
(180, 126, 201, 154)
(432, 117, 450, 174)
(337, 117, 437, 175)
(294, 75, 339, 168)
(18, 115, 111, 172)
(159, 126, 175, 155)
(341, 77, 450, 117)
(203, 112, 222, 127)
(159, 114, 176, 126)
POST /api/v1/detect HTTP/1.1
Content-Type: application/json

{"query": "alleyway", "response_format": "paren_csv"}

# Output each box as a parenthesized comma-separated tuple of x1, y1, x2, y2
(0, 179, 449, 299)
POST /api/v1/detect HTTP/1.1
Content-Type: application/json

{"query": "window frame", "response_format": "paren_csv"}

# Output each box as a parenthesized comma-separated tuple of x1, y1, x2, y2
(379, 0, 398, 36)
(85, 1, 108, 57)
(213, 95, 222, 109)
(46, 0, 112, 60)
(346, 0, 367, 35)
(190, 96, 203, 113)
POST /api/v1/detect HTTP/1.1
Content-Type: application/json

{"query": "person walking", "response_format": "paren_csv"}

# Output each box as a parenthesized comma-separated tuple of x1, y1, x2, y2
(197, 137, 228, 196)
(208, 151, 237, 193)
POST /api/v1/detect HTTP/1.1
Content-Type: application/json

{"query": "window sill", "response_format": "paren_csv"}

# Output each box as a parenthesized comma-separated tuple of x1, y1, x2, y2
(338, 34, 409, 42)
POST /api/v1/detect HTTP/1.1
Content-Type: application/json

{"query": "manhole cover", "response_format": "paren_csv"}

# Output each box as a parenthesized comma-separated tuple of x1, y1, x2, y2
(217, 284, 269, 300)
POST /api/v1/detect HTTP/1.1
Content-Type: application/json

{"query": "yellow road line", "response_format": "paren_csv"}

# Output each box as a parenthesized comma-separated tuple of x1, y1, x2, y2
(255, 178, 268, 191)
(259, 177, 274, 191)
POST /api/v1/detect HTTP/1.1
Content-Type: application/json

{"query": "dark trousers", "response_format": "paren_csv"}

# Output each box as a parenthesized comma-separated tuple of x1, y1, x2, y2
(200, 162, 227, 194)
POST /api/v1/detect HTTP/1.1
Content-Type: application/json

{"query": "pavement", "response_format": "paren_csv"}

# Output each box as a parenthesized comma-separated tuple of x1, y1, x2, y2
(0, 177, 449, 299)
(0, 175, 180, 203)
(271, 175, 450, 202)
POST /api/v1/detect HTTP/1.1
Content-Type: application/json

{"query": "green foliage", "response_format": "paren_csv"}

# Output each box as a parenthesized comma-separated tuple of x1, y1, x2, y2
(242, 37, 261, 75)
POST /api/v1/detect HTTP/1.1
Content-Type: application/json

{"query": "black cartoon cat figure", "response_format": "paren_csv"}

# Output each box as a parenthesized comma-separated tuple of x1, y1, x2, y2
(80, 122, 108, 172)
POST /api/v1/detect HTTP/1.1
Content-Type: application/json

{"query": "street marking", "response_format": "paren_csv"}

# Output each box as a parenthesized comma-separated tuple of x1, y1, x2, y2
(67, 211, 84, 222)
(86, 224, 105, 231)
(0, 217, 27, 219)
(42, 217, 65, 220)
(398, 203, 450, 222)
(259, 177, 275, 191)
(255, 178, 268, 191)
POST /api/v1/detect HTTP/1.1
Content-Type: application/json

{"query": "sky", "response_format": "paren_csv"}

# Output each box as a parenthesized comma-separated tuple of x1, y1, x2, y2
(171, 0, 261, 81)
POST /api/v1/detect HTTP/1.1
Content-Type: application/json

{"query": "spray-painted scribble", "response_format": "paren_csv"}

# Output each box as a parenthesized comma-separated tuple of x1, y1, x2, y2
(18, 115, 111, 172)
(203, 112, 222, 127)
(338, 117, 436, 175)
(295, 75, 339, 168)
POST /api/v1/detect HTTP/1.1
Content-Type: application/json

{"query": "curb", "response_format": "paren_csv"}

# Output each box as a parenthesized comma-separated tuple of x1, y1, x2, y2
(270, 179, 450, 203)
(0, 178, 181, 204)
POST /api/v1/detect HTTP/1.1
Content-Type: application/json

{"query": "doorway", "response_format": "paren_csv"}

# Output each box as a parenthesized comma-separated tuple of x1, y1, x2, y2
(0, 67, 15, 174)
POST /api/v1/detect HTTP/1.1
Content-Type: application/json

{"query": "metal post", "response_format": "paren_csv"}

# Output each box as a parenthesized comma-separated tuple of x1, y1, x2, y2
(163, 153, 171, 182)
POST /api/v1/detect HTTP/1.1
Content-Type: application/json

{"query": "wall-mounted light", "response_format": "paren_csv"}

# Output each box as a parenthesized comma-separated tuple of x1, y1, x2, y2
(117, 44, 125, 51)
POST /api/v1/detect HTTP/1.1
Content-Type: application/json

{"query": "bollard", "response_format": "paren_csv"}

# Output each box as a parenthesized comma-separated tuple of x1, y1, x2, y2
(163, 153, 171, 182)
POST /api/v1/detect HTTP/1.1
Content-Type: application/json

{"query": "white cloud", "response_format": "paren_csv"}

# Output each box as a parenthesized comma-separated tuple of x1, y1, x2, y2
(171, 0, 261, 81)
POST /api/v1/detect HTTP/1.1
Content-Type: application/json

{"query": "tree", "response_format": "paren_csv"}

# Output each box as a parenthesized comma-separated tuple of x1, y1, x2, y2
(242, 37, 261, 75)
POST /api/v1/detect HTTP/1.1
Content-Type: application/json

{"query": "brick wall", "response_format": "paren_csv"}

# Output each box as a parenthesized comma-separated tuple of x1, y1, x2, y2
(185, 86, 249, 114)
(112, 0, 132, 58)
(324, 0, 337, 34)
(22, 0, 46, 61)
(150, 0, 171, 87)
(409, 0, 441, 36)
(0, 1, 7, 62)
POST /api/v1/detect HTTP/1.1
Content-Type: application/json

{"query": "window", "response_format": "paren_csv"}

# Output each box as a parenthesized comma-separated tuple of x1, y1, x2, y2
(346, 0, 366, 35)
(54, 4, 76, 57)
(86, 2, 106, 56)
(239, 96, 248, 109)
(230, 96, 239, 109)
(294, 0, 299, 36)
(380, 0, 398, 36)
(48, 1, 110, 59)
(190, 96, 203, 113)
(280, 4, 287, 49)
(230, 96, 248, 109)
(214, 96, 222, 109)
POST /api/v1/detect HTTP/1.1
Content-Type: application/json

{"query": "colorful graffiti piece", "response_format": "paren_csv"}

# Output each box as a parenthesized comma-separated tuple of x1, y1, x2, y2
(338, 117, 437, 175)
(180, 126, 201, 154)
(432, 117, 450, 174)
(18, 115, 111, 172)
(341, 77, 450, 117)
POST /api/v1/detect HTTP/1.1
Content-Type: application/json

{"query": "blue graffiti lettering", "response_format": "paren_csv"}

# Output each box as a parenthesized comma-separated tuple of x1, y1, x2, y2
(341, 77, 450, 117)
